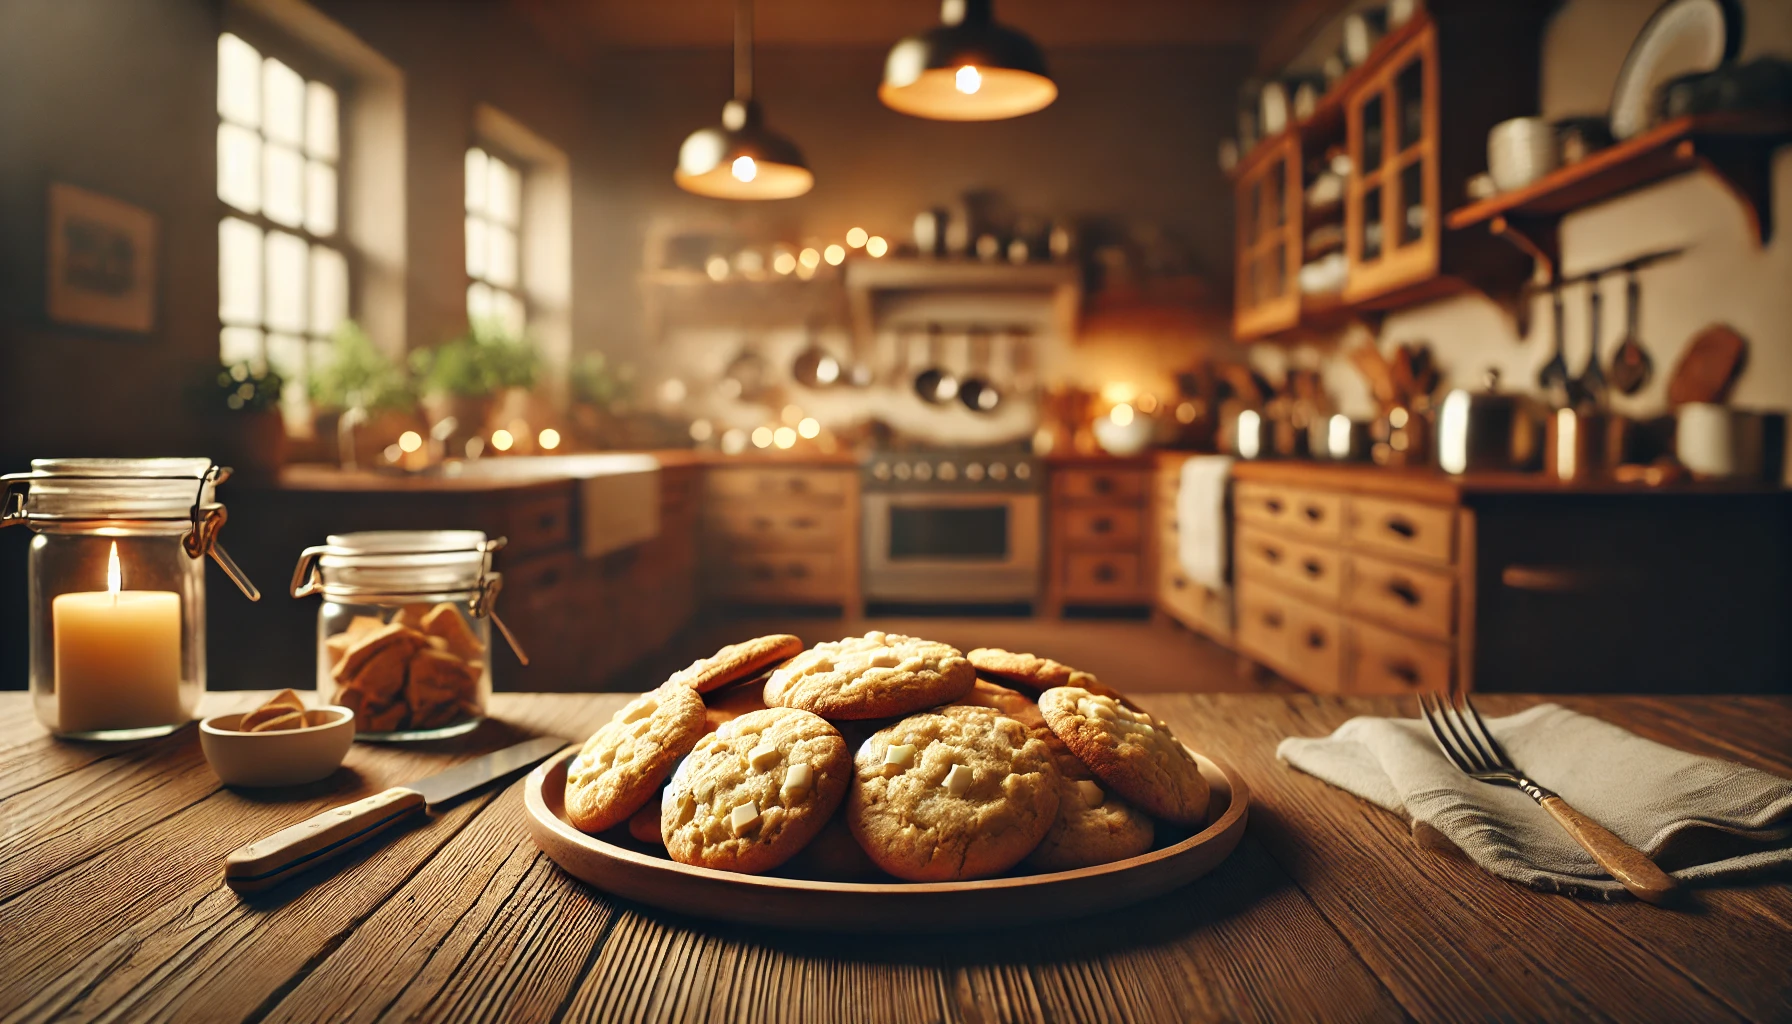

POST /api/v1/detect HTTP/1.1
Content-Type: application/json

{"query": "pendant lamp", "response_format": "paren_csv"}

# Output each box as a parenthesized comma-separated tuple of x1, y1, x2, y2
(879, 0, 1056, 121)
(675, 0, 813, 200)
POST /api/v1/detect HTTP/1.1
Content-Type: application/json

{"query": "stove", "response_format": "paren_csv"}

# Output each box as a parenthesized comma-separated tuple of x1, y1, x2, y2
(860, 447, 1043, 604)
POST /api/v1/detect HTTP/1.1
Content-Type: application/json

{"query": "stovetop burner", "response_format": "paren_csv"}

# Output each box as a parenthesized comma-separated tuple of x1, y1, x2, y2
(861, 446, 1040, 493)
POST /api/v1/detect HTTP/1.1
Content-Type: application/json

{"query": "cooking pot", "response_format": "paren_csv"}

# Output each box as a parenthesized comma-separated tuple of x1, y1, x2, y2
(1436, 371, 1543, 474)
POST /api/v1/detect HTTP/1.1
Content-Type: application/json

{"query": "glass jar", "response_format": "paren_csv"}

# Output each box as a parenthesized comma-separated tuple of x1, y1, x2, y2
(290, 530, 525, 742)
(2, 458, 261, 739)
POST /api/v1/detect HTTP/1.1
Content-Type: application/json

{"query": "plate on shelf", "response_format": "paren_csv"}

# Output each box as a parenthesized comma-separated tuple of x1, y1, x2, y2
(1609, 0, 1742, 140)
(523, 743, 1250, 933)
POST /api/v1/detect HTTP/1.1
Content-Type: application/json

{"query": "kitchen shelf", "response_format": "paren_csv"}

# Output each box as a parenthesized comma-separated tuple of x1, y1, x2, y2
(844, 258, 1082, 351)
(1447, 113, 1792, 281)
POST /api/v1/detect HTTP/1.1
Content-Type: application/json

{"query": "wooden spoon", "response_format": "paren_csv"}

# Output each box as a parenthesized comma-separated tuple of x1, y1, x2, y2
(1668, 325, 1747, 407)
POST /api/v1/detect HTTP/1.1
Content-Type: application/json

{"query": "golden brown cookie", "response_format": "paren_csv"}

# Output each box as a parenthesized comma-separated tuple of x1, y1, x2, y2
(666, 635, 805, 694)
(765, 631, 975, 720)
(703, 679, 770, 735)
(628, 796, 664, 845)
(966, 648, 1123, 700)
(847, 705, 1059, 881)
(1023, 743, 1155, 872)
(781, 813, 881, 881)
(953, 680, 1047, 733)
(661, 707, 850, 874)
(1038, 687, 1209, 827)
(565, 686, 706, 835)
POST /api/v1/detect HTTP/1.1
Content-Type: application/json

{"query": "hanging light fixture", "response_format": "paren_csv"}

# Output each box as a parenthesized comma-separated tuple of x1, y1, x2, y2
(675, 0, 813, 200)
(879, 0, 1056, 121)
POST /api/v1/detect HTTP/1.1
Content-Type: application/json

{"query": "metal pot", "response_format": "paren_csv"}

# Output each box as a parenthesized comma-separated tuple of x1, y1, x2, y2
(1436, 371, 1544, 474)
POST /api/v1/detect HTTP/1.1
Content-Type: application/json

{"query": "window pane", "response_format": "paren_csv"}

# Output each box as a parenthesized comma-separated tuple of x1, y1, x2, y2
(266, 332, 310, 433)
(266, 230, 308, 333)
(310, 245, 348, 336)
(465, 148, 488, 214)
(492, 288, 525, 336)
(307, 338, 336, 376)
(305, 81, 338, 160)
(264, 143, 303, 227)
(218, 34, 261, 127)
(487, 224, 517, 288)
(467, 281, 494, 323)
(217, 123, 261, 213)
(487, 156, 519, 226)
(262, 58, 304, 146)
(465, 217, 487, 280)
(220, 326, 264, 369)
(219, 217, 263, 325)
(305, 160, 337, 236)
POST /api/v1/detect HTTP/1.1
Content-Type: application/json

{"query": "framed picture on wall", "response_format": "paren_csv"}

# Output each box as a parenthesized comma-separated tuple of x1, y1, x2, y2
(46, 182, 158, 333)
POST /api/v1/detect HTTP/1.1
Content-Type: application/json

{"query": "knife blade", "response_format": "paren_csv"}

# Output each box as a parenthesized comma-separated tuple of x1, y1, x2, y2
(224, 735, 568, 893)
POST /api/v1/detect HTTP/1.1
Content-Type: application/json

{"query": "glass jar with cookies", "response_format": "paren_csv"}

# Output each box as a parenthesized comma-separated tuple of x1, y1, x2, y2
(289, 530, 526, 741)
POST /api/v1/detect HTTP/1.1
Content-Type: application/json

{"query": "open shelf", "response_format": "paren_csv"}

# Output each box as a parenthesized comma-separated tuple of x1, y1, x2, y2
(1447, 113, 1792, 281)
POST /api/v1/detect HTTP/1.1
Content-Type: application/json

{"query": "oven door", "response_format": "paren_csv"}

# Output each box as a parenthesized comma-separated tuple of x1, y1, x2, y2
(861, 492, 1041, 602)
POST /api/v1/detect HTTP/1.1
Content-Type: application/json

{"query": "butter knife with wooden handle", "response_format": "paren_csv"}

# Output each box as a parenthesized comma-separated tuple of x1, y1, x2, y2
(224, 736, 567, 893)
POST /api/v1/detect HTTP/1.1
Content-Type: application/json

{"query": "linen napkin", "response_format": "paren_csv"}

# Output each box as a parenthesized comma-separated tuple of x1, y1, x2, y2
(1277, 703, 1792, 899)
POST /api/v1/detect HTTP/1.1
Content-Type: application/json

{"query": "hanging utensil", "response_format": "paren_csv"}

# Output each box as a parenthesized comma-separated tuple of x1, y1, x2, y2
(791, 320, 841, 389)
(957, 327, 1003, 414)
(1609, 268, 1654, 395)
(912, 324, 959, 404)
(1538, 286, 1571, 409)
(1575, 274, 1608, 411)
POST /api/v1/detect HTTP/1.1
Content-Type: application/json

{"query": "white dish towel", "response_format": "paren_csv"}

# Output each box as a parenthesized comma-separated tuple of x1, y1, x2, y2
(1176, 455, 1234, 593)
(1278, 703, 1792, 899)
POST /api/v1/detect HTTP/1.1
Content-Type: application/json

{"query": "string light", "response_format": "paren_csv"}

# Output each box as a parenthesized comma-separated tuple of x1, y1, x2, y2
(866, 235, 889, 257)
(491, 429, 515, 451)
(799, 247, 821, 268)
(824, 244, 845, 266)
(846, 227, 868, 248)
(773, 426, 797, 449)
(537, 428, 561, 450)
(397, 430, 422, 453)
(773, 251, 797, 275)
(751, 426, 773, 448)
(798, 417, 820, 439)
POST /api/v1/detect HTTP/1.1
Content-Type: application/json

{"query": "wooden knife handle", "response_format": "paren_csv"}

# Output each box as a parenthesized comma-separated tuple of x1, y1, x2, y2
(224, 787, 425, 893)
(1539, 795, 1678, 904)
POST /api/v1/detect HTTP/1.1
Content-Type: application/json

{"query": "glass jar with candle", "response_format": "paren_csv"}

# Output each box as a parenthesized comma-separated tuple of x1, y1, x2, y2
(289, 531, 525, 741)
(2, 459, 261, 739)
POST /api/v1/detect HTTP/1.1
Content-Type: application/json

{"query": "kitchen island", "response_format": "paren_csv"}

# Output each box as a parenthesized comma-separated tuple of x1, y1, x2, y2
(2, 691, 1787, 1022)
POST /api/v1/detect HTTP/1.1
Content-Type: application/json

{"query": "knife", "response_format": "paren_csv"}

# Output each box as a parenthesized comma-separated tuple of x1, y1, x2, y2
(223, 735, 567, 893)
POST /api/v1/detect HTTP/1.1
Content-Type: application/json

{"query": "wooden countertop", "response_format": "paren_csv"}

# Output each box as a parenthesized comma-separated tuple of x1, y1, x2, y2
(6, 690, 1788, 1021)
(1230, 459, 1787, 504)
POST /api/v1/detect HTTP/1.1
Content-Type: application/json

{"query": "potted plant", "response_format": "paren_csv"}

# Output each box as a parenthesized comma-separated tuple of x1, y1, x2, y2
(568, 351, 634, 449)
(196, 362, 286, 483)
(411, 319, 540, 449)
(308, 321, 419, 470)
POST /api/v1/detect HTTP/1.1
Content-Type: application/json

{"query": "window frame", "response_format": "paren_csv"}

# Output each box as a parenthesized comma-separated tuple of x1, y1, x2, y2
(464, 141, 530, 337)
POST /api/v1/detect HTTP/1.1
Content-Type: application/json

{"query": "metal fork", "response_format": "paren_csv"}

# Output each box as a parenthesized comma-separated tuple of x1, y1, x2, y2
(1418, 690, 1678, 904)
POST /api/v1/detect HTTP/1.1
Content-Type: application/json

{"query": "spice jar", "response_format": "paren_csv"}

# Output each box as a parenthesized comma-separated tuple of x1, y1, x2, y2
(289, 530, 526, 741)
(2, 458, 261, 739)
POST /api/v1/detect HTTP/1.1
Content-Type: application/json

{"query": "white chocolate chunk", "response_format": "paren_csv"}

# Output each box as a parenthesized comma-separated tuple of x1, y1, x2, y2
(1075, 780, 1105, 807)
(943, 763, 973, 797)
(729, 800, 759, 836)
(883, 743, 915, 769)
(781, 763, 813, 802)
(748, 742, 781, 771)
(867, 651, 901, 669)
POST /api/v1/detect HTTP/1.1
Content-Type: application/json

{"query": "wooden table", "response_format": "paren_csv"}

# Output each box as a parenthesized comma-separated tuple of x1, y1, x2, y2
(3, 692, 1788, 1022)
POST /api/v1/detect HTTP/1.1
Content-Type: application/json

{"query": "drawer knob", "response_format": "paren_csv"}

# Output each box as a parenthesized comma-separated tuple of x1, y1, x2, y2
(1384, 515, 1418, 539)
(1171, 575, 1187, 590)
(538, 513, 558, 530)
(752, 516, 773, 530)
(792, 516, 816, 529)
(1301, 558, 1323, 578)
(1305, 629, 1327, 650)
(1386, 660, 1421, 687)
(789, 478, 809, 493)
(1265, 498, 1285, 514)
(1302, 505, 1325, 523)
(1387, 578, 1421, 606)
(788, 562, 810, 579)
(1263, 610, 1284, 629)
(1262, 545, 1283, 564)
(1094, 562, 1118, 583)
(1092, 516, 1114, 534)
(1093, 476, 1115, 495)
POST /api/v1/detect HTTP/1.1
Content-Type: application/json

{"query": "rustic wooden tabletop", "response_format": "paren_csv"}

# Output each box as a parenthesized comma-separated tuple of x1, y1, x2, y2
(1, 691, 1788, 1022)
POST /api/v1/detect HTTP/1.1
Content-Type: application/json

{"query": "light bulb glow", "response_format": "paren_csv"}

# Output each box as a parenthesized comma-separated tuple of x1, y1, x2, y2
(824, 244, 845, 266)
(751, 426, 773, 448)
(106, 541, 120, 599)
(537, 428, 561, 450)
(798, 417, 820, 439)
(773, 251, 797, 275)
(731, 155, 758, 182)
(398, 430, 422, 453)
(846, 227, 868, 248)
(956, 65, 982, 94)
(1110, 403, 1135, 427)
(866, 235, 888, 257)
(773, 426, 797, 449)
(491, 429, 515, 451)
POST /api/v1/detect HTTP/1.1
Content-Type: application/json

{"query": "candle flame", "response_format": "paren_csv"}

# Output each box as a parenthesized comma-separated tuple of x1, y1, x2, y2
(107, 541, 121, 601)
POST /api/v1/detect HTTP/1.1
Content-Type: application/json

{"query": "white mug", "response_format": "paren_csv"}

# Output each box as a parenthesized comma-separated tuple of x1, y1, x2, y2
(1676, 403, 1761, 479)
(1487, 117, 1557, 192)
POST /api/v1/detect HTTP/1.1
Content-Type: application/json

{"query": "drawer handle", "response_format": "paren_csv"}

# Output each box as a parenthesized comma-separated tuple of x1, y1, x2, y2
(789, 478, 809, 494)
(1093, 476, 1116, 495)
(791, 516, 817, 529)
(1261, 545, 1283, 564)
(1305, 629, 1327, 650)
(1302, 504, 1325, 523)
(1263, 610, 1284, 629)
(788, 562, 810, 579)
(538, 513, 558, 530)
(1092, 516, 1114, 535)
(750, 565, 775, 581)
(1301, 558, 1324, 579)
(1387, 578, 1421, 606)
(1094, 562, 1118, 583)
(1386, 660, 1421, 687)
(1172, 575, 1188, 590)
(1265, 497, 1285, 514)
(1384, 515, 1418, 539)
(752, 516, 773, 530)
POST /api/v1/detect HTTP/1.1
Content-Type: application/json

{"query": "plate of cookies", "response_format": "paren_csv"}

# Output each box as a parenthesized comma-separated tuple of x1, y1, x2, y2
(522, 632, 1249, 932)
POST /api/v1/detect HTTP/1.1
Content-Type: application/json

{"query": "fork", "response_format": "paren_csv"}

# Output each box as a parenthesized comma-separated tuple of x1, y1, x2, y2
(1418, 690, 1678, 904)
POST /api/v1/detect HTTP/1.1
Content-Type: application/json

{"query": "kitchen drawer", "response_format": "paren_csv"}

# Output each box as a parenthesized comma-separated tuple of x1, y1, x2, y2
(703, 504, 844, 549)
(1346, 495, 1455, 565)
(1053, 468, 1147, 502)
(1062, 551, 1143, 598)
(1235, 525, 1342, 607)
(707, 551, 844, 601)
(1158, 568, 1232, 640)
(1345, 617, 1453, 694)
(1236, 582, 1343, 692)
(1234, 482, 1342, 541)
(503, 493, 575, 555)
(1345, 552, 1455, 640)
(705, 468, 849, 502)
(1061, 504, 1144, 548)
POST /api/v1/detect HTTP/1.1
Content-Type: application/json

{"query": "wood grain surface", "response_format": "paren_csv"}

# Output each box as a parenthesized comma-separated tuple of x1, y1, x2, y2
(0, 692, 1787, 1023)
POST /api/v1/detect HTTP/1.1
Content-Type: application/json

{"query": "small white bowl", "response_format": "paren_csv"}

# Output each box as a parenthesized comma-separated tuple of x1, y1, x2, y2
(200, 706, 356, 787)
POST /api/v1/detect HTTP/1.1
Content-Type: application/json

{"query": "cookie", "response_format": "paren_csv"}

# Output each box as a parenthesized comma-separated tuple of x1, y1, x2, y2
(1023, 745, 1155, 872)
(782, 813, 881, 881)
(953, 680, 1047, 733)
(565, 685, 706, 835)
(1038, 687, 1210, 827)
(703, 680, 769, 735)
(661, 707, 850, 874)
(966, 648, 1124, 701)
(332, 622, 423, 683)
(765, 631, 975, 720)
(666, 634, 804, 694)
(628, 796, 664, 845)
(847, 705, 1059, 881)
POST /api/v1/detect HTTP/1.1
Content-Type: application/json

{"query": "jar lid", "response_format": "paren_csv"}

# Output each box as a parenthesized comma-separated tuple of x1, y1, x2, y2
(297, 530, 501, 598)
(3, 458, 221, 521)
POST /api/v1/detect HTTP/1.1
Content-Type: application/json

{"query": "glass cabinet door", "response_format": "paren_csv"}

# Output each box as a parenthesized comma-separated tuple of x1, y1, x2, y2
(1233, 136, 1301, 337)
(1345, 24, 1437, 301)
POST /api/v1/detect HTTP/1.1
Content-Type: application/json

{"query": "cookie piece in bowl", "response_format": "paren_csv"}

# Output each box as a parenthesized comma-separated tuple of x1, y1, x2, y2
(765, 631, 974, 720)
(661, 707, 850, 874)
(565, 685, 706, 834)
(1023, 744, 1155, 872)
(666, 634, 805, 694)
(1038, 687, 1209, 827)
(847, 705, 1059, 882)
(966, 648, 1125, 702)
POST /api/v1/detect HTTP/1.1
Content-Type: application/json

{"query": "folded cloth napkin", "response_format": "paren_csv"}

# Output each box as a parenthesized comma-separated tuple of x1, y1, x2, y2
(1277, 703, 1792, 899)
(1176, 455, 1233, 593)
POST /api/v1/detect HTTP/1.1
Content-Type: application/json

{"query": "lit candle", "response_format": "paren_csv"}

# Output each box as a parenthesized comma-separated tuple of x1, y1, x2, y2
(52, 542, 184, 734)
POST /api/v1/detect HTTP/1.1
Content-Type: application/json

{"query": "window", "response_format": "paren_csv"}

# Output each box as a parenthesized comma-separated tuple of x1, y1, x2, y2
(464, 147, 525, 336)
(216, 31, 348, 430)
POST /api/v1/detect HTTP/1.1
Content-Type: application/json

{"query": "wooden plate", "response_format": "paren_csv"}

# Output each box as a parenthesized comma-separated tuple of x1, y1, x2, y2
(523, 746, 1250, 932)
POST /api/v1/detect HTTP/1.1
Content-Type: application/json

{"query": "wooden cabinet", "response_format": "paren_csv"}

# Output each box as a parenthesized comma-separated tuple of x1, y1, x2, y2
(1047, 462, 1154, 613)
(700, 466, 860, 614)
(1343, 23, 1438, 303)
(1233, 134, 1303, 339)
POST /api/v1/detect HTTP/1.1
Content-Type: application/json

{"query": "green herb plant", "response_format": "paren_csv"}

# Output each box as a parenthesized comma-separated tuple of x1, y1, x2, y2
(308, 321, 415, 412)
(412, 318, 540, 399)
